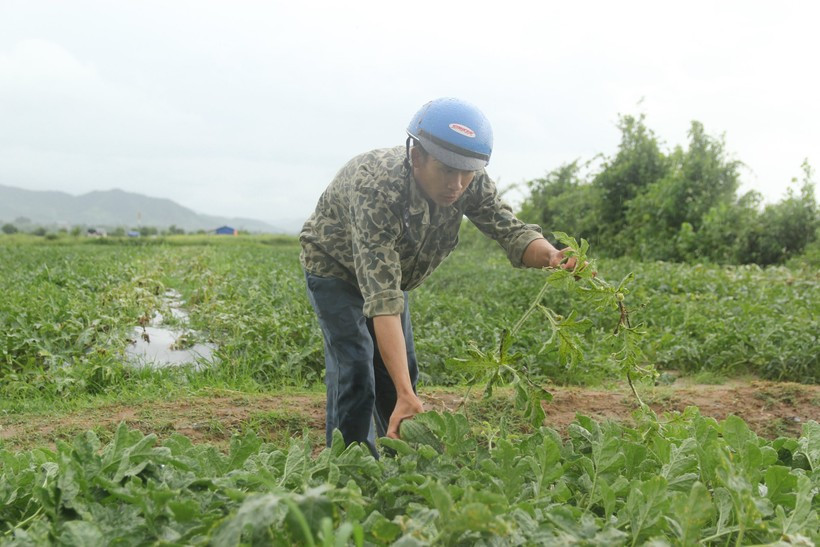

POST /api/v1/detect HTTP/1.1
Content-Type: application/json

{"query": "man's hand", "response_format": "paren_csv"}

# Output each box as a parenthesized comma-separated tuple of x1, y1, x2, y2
(387, 393, 424, 439)
(549, 246, 577, 270)
(522, 238, 595, 278)
(372, 314, 424, 439)
(522, 238, 581, 270)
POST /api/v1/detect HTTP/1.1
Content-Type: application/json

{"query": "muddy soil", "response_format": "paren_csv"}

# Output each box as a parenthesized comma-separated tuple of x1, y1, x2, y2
(0, 380, 817, 452)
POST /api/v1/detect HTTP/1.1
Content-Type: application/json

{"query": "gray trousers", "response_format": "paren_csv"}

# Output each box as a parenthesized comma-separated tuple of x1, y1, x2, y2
(304, 271, 419, 457)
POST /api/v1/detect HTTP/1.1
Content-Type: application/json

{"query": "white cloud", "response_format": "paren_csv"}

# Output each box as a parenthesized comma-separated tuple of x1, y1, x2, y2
(0, 38, 212, 155)
(0, 0, 818, 224)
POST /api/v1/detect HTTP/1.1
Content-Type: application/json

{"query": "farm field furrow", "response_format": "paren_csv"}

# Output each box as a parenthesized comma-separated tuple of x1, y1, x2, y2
(1, 381, 818, 453)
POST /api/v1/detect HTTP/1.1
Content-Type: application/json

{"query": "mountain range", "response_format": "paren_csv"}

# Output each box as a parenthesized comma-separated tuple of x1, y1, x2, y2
(0, 184, 301, 234)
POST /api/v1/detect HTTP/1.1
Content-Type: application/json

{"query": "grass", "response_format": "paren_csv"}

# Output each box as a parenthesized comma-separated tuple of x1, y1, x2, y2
(642, 387, 681, 408)
(688, 370, 728, 385)
(0, 379, 327, 451)
(242, 409, 319, 446)
(462, 390, 536, 438)
(753, 382, 807, 409)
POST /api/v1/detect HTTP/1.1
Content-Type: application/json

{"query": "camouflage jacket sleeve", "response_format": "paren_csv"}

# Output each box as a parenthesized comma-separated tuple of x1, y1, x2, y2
(349, 179, 406, 318)
(464, 175, 544, 267)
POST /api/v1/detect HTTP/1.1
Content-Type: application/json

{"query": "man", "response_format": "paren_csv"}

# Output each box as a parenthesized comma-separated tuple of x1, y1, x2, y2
(300, 98, 579, 457)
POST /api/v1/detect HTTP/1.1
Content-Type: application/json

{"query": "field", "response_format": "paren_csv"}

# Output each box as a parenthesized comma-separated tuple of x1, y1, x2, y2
(0, 232, 818, 545)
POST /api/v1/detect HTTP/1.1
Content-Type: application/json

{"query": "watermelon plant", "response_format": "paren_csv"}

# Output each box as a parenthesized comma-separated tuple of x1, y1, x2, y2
(1, 414, 816, 544)
(1, 236, 818, 544)
(1, 237, 817, 406)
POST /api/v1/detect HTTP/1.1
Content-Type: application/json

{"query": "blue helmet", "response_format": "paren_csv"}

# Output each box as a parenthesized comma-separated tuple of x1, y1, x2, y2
(406, 98, 493, 171)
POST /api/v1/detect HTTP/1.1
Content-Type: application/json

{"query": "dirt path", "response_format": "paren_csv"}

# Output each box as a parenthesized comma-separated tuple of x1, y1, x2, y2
(1, 380, 817, 452)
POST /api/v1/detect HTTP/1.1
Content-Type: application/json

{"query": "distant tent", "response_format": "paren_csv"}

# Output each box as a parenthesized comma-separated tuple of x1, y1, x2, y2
(215, 226, 237, 236)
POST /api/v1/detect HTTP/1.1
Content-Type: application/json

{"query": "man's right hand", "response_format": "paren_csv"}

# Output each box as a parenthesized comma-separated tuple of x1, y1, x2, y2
(387, 393, 424, 438)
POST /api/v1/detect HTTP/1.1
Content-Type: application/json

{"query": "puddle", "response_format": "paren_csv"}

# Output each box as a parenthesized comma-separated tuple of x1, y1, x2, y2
(124, 289, 216, 369)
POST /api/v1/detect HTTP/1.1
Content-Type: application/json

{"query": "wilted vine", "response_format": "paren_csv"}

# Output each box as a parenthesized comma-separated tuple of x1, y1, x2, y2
(455, 232, 655, 427)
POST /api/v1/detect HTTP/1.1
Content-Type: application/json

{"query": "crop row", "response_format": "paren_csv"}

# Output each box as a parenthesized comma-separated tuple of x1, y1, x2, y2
(1, 236, 818, 406)
(1, 409, 817, 545)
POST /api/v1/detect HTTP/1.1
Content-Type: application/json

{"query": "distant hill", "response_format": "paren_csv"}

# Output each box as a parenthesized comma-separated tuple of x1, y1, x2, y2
(0, 184, 298, 233)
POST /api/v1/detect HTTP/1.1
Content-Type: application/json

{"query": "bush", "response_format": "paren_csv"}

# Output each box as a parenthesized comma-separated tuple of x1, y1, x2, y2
(519, 114, 817, 266)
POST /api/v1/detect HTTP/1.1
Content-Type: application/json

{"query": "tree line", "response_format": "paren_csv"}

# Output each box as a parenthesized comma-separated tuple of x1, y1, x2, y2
(518, 114, 818, 266)
(1, 223, 190, 237)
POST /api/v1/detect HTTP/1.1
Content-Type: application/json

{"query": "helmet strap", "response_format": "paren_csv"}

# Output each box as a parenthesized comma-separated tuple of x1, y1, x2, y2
(405, 136, 412, 168)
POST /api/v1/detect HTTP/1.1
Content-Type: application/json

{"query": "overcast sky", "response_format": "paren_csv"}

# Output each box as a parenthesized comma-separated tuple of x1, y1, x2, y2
(1, 1, 818, 227)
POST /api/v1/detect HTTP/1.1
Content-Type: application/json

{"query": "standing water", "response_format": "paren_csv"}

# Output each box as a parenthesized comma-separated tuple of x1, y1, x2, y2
(124, 289, 215, 369)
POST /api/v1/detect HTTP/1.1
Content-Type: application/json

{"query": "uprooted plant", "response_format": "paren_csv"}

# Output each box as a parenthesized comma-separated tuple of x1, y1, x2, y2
(452, 232, 655, 427)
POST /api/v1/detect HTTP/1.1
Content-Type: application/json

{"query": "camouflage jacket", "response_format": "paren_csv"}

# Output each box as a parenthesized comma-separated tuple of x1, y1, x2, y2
(300, 146, 543, 317)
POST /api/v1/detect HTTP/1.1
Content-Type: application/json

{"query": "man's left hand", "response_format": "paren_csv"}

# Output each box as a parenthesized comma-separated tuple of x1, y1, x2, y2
(387, 393, 424, 439)
(523, 238, 591, 274)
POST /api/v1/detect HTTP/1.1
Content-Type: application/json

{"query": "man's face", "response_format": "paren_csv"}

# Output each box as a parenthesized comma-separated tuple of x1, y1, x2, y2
(411, 148, 477, 207)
